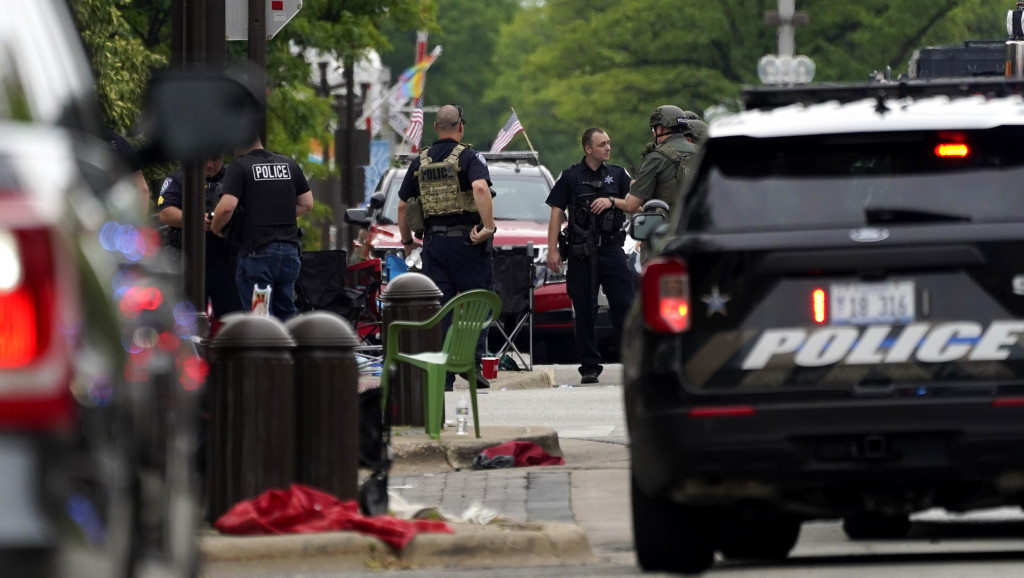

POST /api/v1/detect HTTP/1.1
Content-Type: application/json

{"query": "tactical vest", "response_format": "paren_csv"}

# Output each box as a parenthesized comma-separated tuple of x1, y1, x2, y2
(655, 142, 688, 191)
(415, 144, 478, 218)
(567, 164, 625, 251)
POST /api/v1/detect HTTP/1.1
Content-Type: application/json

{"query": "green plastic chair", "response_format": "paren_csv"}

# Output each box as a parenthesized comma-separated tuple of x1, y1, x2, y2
(380, 289, 502, 439)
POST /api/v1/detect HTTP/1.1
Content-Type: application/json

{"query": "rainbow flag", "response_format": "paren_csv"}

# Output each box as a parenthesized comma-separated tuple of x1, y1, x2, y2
(397, 51, 438, 100)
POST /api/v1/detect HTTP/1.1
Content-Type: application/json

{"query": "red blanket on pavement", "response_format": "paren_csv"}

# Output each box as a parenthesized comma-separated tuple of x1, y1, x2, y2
(213, 483, 452, 549)
(480, 441, 565, 467)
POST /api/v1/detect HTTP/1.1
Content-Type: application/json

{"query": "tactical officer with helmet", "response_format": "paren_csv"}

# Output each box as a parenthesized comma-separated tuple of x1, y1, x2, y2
(546, 127, 634, 384)
(397, 104, 497, 391)
(157, 154, 243, 318)
(621, 105, 700, 214)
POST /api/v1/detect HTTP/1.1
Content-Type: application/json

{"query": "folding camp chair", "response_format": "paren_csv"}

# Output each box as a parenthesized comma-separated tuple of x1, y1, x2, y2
(345, 258, 384, 354)
(294, 250, 364, 325)
(490, 244, 535, 371)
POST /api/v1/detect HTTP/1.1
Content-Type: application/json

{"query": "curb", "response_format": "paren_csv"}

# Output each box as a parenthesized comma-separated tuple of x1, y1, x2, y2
(453, 368, 556, 390)
(197, 425, 590, 575)
(199, 522, 596, 574)
(390, 425, 563, 470)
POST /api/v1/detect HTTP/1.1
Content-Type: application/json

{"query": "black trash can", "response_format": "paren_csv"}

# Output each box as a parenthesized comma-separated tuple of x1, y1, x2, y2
(381, 273, 443, 427)
(207, 313, 296, 523)
(285, 311, 359, 501)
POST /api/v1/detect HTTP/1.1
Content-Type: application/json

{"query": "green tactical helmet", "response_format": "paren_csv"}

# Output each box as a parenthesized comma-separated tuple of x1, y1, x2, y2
(648, 105, 688, 129)
(682, 111, 708, 142)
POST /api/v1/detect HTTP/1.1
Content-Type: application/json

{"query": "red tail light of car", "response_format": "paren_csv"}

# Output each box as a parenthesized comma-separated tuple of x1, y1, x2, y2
(642, 257, 690, 333)
(0, 225, 74, 432)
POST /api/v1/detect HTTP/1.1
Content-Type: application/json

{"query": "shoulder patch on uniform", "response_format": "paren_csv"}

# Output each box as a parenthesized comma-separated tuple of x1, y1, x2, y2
(160, 177, 172, 194)
(476, 153, 487, 166)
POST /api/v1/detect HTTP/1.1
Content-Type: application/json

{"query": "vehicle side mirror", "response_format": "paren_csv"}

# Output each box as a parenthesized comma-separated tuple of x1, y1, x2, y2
(135, 70, 263, 164)
(629, 212, 667, 242)
(369, 192, 386, 209)
(344, 207, 370, 227)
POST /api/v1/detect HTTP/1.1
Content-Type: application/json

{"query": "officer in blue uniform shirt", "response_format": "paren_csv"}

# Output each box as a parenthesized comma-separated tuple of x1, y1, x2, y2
(157, 154, 243, 318)
(545, 127, 635, 384)
(397, 104, 497, 391)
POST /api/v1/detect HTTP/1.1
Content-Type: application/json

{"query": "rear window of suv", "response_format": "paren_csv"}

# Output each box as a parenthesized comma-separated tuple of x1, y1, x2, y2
(685, 127, 1024, 233)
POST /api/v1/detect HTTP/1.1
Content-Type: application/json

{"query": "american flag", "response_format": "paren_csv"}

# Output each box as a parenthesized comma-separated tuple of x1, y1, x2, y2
(489, 111, 523, 153)
(404, 98, 424, 150)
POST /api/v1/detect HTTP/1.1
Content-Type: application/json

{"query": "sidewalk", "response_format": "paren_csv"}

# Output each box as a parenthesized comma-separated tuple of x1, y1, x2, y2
(197, 366, 632, 575)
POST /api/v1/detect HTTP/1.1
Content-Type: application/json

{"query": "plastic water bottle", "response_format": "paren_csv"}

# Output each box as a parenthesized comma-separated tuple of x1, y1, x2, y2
(455, 396, 470, 436)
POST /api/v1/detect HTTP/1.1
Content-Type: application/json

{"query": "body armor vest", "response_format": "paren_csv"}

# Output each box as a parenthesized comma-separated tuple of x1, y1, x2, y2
(416, 144, 478, 218)
(653, 143, 690, 198)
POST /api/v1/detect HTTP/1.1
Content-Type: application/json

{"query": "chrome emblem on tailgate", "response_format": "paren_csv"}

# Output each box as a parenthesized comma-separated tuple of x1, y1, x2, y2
(850, 227, 890, 242)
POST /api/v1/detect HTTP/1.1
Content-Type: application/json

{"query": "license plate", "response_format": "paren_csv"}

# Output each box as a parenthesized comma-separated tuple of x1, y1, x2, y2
(830, 280, 915, 325)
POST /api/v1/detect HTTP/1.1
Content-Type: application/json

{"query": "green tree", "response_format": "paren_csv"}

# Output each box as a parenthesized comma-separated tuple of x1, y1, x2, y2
(68, 0, 166, 134)
(490, 0, 1009, 174)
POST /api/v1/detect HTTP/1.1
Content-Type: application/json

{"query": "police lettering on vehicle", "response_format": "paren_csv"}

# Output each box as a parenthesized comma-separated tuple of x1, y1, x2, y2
(252, 163, 291, 181)
(741, 321, 1024, 370)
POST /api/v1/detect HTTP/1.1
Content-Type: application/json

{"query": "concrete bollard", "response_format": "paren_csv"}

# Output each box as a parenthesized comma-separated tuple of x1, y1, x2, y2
(285, 311, 359, 501)
(206, 313, 296, 523)
(381, 273, 443, 427)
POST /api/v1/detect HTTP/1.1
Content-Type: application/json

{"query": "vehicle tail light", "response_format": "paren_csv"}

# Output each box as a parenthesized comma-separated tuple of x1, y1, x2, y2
(642, 257, 690, 333)
(991, 397, 1024, 408)
(935, 143, 969, 158)
(0, 228, 54, 368)
(0, 226, 74, 432)
(689, 405, 757, 418)
(812, 288, 826, 324)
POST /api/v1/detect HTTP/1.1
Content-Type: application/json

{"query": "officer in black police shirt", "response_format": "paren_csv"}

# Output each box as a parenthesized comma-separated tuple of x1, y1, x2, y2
(211, 137, 314, 321)
(545, 127, 635, 384)
(157, 154, 243, 318)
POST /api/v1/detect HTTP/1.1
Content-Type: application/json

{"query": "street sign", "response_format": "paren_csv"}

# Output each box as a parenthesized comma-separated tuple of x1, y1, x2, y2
(226, 0, 302, 41)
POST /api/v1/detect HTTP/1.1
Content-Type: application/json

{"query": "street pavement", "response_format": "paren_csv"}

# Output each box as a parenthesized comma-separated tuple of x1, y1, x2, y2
(197, 364, 634, 576)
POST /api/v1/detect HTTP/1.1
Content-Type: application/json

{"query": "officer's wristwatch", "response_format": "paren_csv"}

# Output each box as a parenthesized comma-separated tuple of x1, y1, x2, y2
(608, 196, 615, 207)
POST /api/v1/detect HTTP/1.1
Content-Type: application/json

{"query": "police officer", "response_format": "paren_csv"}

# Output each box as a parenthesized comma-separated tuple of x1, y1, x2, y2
(622, 105, 700, 214)
(157, 154, 244, 318)
(397, 104, 497, 391)
(211, 137, 314, 321)
(546, 127, 634, 384)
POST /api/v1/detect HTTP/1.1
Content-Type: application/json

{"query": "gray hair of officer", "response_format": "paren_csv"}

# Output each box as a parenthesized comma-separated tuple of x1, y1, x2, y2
(434, 105, 463, 130)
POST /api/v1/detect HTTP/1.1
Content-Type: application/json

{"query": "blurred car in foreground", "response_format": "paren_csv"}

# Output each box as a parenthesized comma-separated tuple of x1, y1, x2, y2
(347, 151, 621, 364)
(625, 78, 1024, 573)
(0, 1, 262, 576)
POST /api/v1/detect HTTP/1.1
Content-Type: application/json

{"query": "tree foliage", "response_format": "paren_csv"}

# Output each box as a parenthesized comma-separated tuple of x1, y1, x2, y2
(489, 0, 1010, 173)
(68, 0, 165, 134)
(381, 0, 522, 151)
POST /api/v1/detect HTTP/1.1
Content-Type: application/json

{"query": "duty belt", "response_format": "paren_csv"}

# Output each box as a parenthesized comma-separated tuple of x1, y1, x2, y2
(426, 224, 476, 237)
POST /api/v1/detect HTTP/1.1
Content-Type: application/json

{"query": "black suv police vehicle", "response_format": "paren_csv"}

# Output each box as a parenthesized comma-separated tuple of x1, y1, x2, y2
(625, 78, 1024, 573)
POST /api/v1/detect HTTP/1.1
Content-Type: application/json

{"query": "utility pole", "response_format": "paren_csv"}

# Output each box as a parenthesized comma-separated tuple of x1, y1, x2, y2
(760, 0, 814, 84)
(170, 0, 226, 340)
(764, 0, 808, 57)
(248, 0, 267, 145)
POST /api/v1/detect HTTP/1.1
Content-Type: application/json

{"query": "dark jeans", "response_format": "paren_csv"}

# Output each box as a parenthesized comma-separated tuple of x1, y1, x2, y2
(566, 243, 635, 375)
(421, 232, 494, 386)
(235, 241, 301, 321)
(207, 257, 243, 317)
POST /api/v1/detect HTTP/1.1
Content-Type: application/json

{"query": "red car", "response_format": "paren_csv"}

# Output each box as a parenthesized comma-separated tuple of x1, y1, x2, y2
(347, 151, 617, 364)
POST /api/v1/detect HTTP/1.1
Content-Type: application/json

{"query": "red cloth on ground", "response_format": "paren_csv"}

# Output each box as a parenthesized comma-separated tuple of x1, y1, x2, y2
(213, 483, 452, 549)
(480, 441, 565, 467)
